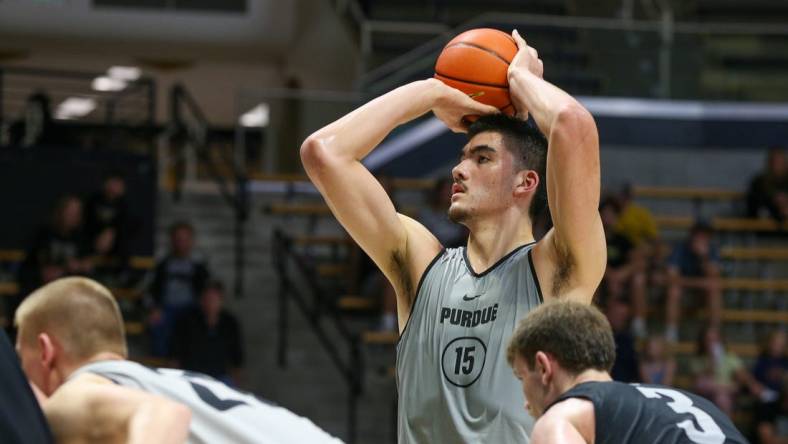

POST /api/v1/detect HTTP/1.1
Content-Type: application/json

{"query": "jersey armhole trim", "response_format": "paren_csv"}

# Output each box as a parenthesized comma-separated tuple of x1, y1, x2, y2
(396, 248, 445, 349)
(528, 248, 544, 304)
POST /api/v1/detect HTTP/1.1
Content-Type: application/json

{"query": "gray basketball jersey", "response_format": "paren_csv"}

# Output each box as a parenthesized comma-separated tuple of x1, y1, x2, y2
(70, 360, 343, 444)
(397, 244, 543, 443)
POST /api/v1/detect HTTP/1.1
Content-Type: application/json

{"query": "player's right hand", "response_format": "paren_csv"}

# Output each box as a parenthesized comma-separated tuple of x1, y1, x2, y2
(428, 79, 499, 133)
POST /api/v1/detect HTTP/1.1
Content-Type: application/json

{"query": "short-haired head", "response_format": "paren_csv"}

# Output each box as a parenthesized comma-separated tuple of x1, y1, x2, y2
(507, 300, 615, 374)
(15, 277, 127, 361)
(467, 114, 547, 219)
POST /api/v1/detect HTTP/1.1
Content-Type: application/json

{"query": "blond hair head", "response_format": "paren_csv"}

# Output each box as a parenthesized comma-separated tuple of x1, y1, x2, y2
(15, 277, 127, 360)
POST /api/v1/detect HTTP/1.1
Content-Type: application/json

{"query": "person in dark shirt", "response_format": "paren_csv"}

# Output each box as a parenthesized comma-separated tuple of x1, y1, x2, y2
(84, 172, 129, 258)
(507, 300, 748, 444)
(756, 380, 788, 444)
(0, 329, 53, 444)
(600, 197, 647, 337)
(747, 147, 788, 223)
(754, 330, 788, 394)
(18, 195, 91, 298)
(148, 221, 210, 357)
(605, 297, 639, 383)
(172, 280, 244, 385)
(665, 221, 723, 342)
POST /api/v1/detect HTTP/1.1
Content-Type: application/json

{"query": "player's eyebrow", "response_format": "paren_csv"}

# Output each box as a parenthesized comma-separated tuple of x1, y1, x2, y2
(460, 144, 496, 160)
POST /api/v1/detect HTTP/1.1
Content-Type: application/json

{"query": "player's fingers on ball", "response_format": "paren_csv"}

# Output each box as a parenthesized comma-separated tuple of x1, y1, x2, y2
(512, 29, 526, 48)
(467, 99, 499, 115)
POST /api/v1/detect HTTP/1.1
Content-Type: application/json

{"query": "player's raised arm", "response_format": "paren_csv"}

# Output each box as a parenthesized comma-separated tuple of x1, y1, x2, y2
(301, 79, 498, 313)
(507, 30, 606, 303)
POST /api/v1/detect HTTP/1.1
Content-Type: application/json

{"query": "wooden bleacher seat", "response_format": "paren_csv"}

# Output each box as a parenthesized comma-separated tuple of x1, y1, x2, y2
(133, 355, 174, 368)
(252, 174, 437, 193)
(317, 263, 350, 277)
(337, 296, 377, 311)
(721, 247, 788, 261)
(0, 249, 155, 271)
(669, 341, 759, 358)
(634, 186, 743, 201)
(295, 236, 352, 247)
(0, 250, 25, 262)
(390, 178, 434, 191)
(0, 281, 142, 301)
(266, 203, 333, 216)
(721, 309, 788, 323)
(721, 278, 788, 291)
(266, 203, 420, 218)
(655, 216, 788, 232)
(0, 316, 144, 337)
(0, 282, 19, 296)
(124, 321, 145, 336)
(362, 330, 398, 345)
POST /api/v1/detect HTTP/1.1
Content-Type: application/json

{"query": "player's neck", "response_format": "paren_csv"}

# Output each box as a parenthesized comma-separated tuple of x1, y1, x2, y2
(567, 369, 612, 389)
(57, 351, 125, 383)
(466, 212, 534, 272)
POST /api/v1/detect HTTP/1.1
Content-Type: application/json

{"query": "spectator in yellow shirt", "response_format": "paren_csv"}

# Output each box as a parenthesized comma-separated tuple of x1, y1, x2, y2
(615, 184, 659, 247)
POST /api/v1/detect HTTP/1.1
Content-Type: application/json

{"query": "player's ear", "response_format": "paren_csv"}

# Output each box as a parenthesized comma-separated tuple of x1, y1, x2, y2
(513, 170, 538, 198)
(535, 351, 551, 384)
(37, 333, 56, 369)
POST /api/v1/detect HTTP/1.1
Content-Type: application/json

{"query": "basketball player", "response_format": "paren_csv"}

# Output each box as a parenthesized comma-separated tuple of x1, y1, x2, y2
(507, 301, 748, 443)
(15, 277, 343, 444)
(301, 30, 605, 442)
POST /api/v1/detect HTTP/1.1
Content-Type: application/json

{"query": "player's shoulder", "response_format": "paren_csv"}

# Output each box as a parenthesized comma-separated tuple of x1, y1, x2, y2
(535, 397, 594, 443)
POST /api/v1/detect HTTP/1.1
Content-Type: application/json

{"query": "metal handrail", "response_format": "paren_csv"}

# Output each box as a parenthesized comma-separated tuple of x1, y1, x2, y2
(169, 84, 250, 300)
(272, 229, 362, 444)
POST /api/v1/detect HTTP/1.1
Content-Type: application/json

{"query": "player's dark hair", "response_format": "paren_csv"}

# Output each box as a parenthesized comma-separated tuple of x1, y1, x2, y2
(467, 114, 547, 219)
(506, 301, 616, 374)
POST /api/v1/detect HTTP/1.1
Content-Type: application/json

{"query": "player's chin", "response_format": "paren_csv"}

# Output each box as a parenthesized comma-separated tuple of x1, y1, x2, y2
(448, 204, 469, 224)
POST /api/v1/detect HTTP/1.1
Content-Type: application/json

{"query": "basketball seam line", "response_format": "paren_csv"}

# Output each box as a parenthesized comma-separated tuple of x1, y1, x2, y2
(447, 41, 512, 65)
(434, 71, 509, 89)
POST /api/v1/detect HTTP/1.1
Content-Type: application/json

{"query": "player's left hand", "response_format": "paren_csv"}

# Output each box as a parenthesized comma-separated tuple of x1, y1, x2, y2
(508, 29, 544, 119)
(509, 29, 543, 80)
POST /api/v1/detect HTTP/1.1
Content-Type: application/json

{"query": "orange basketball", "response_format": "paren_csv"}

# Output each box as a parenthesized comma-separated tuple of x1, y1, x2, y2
(434, 28, 518, 116)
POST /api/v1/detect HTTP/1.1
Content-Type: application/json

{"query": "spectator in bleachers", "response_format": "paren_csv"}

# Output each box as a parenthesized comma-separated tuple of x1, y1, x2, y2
(600, 197, 648, 337)
(747, 147, 788, 223)
(417, 178, 467, 248)
(664, 221, 722, 342)
(756, 379, 788, 444)
(85, 171, 130, 259)
(172, 280, 244, 386)
(605, 297, 640, 383)
(754, 330, 788, 394)
(18, 195, 91, 295)
(615, 183, 660, 247)
(692, 325, 769, 416)
(639, 335, 676, 386)
(147, 221, 210, 357)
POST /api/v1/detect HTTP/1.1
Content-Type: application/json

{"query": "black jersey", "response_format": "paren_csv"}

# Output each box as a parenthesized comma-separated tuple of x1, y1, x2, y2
(0, 330, 53, 444)
(547, 381, 748, 444)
